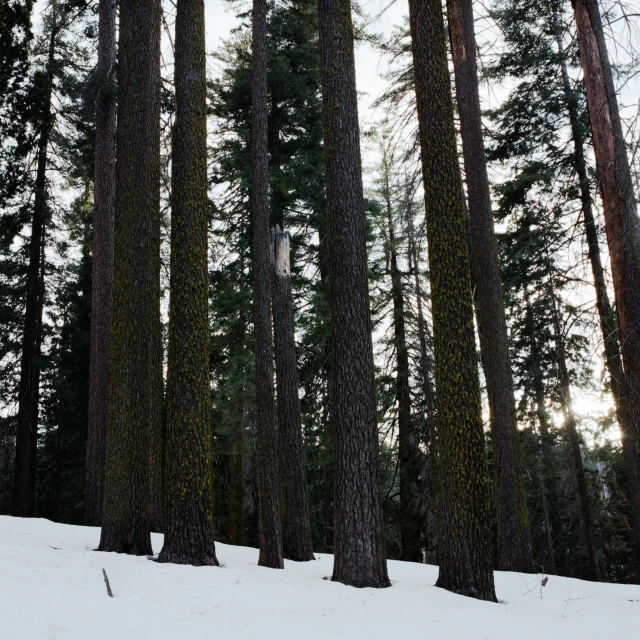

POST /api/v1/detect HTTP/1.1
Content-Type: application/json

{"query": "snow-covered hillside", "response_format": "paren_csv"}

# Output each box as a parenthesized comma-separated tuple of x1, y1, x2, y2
(0, 516, 638, 639)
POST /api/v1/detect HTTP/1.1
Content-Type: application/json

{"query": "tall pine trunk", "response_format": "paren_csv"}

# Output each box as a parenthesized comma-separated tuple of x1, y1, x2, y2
(407, 0, 496, 601)
(157, 0, 218, 567)
(557, 2, 640, 556)
(13, 3, 58, 518)
(380, 154, 423, 563)
(272, 228, 314, 561)
(252, 0, 284, 570)
(86, 0, 117, 528)
(98, 0, 162, 555)
(446, 0, 534, 573)
(317, 0, 390, 588)
(571, 0, 640, 481)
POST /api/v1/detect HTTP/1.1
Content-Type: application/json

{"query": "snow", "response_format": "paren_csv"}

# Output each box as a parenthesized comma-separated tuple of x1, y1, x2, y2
(0, 516, 638, 639)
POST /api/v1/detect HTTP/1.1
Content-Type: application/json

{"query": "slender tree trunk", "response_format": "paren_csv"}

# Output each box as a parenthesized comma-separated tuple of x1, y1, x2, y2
(406, 201, 437, 470)
(272, 227, 315, 561)
(13, 4, 58, 518)
(551, 294, 601, 581)
(252, 0, 284, 570)
(554, 3, 640, 556)
(526, 296, 562, 575)
(535, 452, 555, 574)
(407, 0, 496, 601)
(98, 0, 161, 555)
(572, 0, 640, 477)
(157, 0, 218, 567)
(446, 0, 534, 573)
(317, 0, 389, 588)
(229, 387, 247, 546)
(380, 158, 422, 563)
(86, 0, 117, 528)
(406, 202, 439, 561)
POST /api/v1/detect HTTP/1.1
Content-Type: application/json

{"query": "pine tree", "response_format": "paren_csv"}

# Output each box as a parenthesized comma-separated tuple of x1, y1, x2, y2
(13, 0, 60, 517)
(272, 227, 314, 561)
(407, 0, 496, 601)
(157, 0, 218, 567)
(318, 0, 390, 588)
(252, 0, 284, 569)
(375, 138, 423, 562)
(99, 0, 162, 555)
(551, 0, 640, 562)
(446, 0, 534, 573)
(571, 0, 640, 541)
(85, 0, 116, 528)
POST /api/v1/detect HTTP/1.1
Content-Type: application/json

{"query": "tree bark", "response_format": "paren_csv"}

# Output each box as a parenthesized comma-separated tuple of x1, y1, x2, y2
(562, 1, 640, 554)
(446, 0, 534, 573)
(86, 0, 117, 528)
(572, 0, 640, 481)
(407, 0, 496, 601)
(157, 0, 218, 567)
(272, 227, 315, 561)
(551, 293, 601, 581)
(13, 2, 58, 518)
(98, 0, 162, 555)
(252, 0, 284, 570)
(317, 0, 390, 588)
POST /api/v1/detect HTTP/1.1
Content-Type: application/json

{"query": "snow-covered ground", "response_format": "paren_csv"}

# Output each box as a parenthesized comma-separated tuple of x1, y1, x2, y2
(1, 516, 638, 639)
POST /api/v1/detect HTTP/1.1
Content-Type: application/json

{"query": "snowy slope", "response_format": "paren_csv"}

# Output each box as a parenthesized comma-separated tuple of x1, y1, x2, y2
(0, 516, 638, 639)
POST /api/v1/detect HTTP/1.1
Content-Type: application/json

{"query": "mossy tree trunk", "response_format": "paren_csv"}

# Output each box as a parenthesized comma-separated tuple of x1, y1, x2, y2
(446, 0, 534, 573)
(13, 3, 58, 518)
(317, 0, 390, 589)
(252, 0, 284, 570)
(86, 0, 117, 528)
(407, 0, 496, 601)
(98, 0, 162, 556)
(572, 0, 640, 485)
(157, 0, 218, 567)
(272, 227, 314, 561)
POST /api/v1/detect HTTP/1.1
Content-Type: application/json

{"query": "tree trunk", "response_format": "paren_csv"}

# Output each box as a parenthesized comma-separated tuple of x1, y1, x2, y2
(406, 200, 437, 478)
(272, 227, 315, 561)
(380, 157, 423, 563)
(555, 2, 640, 556)
(572, 0, 640, 479)
(551, 293, 601, 581)
(406, 199, 439, 560)
(446, 0, 534, 573)
(13, 3, 58, 518)
(98, 0, 162, 556)
(526, 296, 563, 575)
(86, 0, 117, 528)
(252, 0, 284, 570)
(157, 0, 218, 567)
(317, 0, 390, 588)
(407, 0, 496, 601)
(229, 391, 247, 546)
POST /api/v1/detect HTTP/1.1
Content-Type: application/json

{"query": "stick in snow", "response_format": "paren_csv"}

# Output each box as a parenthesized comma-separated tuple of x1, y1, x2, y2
(102, 568, 113, 597)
